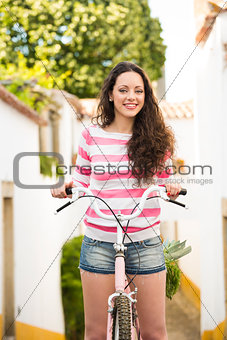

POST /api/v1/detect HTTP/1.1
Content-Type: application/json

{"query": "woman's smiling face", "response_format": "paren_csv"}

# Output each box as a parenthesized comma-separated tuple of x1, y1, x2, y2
(110, 71, 145, 120)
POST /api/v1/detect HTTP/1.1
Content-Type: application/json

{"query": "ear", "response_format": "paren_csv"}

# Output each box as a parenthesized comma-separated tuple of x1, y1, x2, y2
(108, 92, 113, 102)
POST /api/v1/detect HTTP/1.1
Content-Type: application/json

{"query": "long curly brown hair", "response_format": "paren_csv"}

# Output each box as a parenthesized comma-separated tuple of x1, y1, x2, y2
(92, 61, 175, 186)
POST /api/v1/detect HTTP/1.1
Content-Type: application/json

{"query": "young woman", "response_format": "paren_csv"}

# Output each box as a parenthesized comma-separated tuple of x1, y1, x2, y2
(51, 61, 180, 340)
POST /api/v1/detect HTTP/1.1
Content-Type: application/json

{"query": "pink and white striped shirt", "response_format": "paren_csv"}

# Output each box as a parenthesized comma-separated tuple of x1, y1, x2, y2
(72, 124, 171, 243)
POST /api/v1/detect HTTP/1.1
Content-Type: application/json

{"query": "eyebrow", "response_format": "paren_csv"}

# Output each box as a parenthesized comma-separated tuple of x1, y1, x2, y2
(117, 85, 144, 88)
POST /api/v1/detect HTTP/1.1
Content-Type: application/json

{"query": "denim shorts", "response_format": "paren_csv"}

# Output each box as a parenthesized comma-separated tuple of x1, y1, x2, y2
(79, 235, 166, 275)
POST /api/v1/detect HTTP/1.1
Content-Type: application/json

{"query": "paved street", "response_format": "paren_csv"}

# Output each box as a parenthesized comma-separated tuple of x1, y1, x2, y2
(166, 288, 200, 340)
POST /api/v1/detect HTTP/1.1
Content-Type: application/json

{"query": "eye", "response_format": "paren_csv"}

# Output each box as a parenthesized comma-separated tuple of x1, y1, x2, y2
(119, 89, 127, 93)
(136, 90, 143, 93)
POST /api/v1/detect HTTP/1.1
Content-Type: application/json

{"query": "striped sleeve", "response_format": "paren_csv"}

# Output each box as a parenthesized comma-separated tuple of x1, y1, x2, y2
(72, 128, 91, 188)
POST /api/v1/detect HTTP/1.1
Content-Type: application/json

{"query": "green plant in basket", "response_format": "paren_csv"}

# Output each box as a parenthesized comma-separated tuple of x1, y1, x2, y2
(163, 240, 192, 300)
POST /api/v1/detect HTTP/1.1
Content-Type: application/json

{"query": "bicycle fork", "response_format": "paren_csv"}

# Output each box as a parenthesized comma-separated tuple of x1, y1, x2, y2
(106, 213, 137, 339)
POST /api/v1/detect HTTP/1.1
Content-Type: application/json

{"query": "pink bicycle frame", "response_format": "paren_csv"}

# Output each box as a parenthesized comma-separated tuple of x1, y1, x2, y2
(106, 212, 138, 339)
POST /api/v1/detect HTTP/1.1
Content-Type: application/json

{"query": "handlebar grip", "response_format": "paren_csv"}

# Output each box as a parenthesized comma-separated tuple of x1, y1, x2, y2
(168, 199, 187, 208)
(55, 201, 72, 214)
(179, 188, 187, 196)
(65, 187, 73, 195)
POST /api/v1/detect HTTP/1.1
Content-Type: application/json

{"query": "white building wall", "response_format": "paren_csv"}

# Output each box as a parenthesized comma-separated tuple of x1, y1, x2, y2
(160, 117, 201, 287)
(166, 118, 195, 164)
(0, 101, 41, 328)
(221, 16, 227, 199)
(148, 0, 195, 102)
(0, 98, 89, 335)
(195, 12, 227, 332)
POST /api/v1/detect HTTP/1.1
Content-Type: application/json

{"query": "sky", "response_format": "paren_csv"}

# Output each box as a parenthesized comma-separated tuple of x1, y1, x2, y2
(148, 0, 196, 103)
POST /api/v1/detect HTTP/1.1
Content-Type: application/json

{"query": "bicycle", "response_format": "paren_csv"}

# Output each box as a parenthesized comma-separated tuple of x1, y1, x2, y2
(55, 185, 188, 339)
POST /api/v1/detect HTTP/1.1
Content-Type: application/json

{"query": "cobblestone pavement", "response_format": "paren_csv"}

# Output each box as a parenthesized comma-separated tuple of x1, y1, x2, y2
(166, 288, 200, 340)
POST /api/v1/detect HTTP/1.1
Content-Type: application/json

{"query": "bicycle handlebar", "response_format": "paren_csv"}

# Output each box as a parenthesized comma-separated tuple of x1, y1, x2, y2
(65, 188, 187, 196)
(65, 187, 187, 197)
(54, 186, 188, 218)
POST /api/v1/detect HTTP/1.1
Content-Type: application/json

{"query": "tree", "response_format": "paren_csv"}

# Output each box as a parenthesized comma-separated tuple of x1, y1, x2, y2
(0, 0, 166, 97)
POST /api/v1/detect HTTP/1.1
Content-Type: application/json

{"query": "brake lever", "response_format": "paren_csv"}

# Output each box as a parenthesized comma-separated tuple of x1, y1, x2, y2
(160, 191, 189, 209)
(54, 190, 80, 215)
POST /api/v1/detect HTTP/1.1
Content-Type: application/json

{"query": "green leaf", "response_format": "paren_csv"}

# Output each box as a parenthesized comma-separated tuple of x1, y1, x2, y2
(164, 239, 192, 299)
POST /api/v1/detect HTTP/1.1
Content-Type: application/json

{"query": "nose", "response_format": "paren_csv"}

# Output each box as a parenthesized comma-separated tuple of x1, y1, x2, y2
(127, 90, 136, 101)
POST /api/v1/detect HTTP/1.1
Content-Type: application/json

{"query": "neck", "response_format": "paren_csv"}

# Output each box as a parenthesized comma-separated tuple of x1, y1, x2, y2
(108, 117, 134, 134)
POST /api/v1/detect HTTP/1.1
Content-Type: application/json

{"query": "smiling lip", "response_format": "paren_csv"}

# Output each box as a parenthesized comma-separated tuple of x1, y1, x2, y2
(124, 104, 138, 109)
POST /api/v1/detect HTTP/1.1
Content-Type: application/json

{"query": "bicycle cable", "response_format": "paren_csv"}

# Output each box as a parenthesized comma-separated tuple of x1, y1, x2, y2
(123, 195, 161, 289)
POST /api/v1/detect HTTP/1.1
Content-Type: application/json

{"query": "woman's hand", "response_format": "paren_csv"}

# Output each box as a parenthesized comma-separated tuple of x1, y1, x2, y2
(165, 183, 181, 200)
(50, 180, 74, 199)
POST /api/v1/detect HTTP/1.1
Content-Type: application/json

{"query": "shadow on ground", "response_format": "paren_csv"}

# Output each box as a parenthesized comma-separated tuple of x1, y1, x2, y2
(166, 288, 200, 340)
